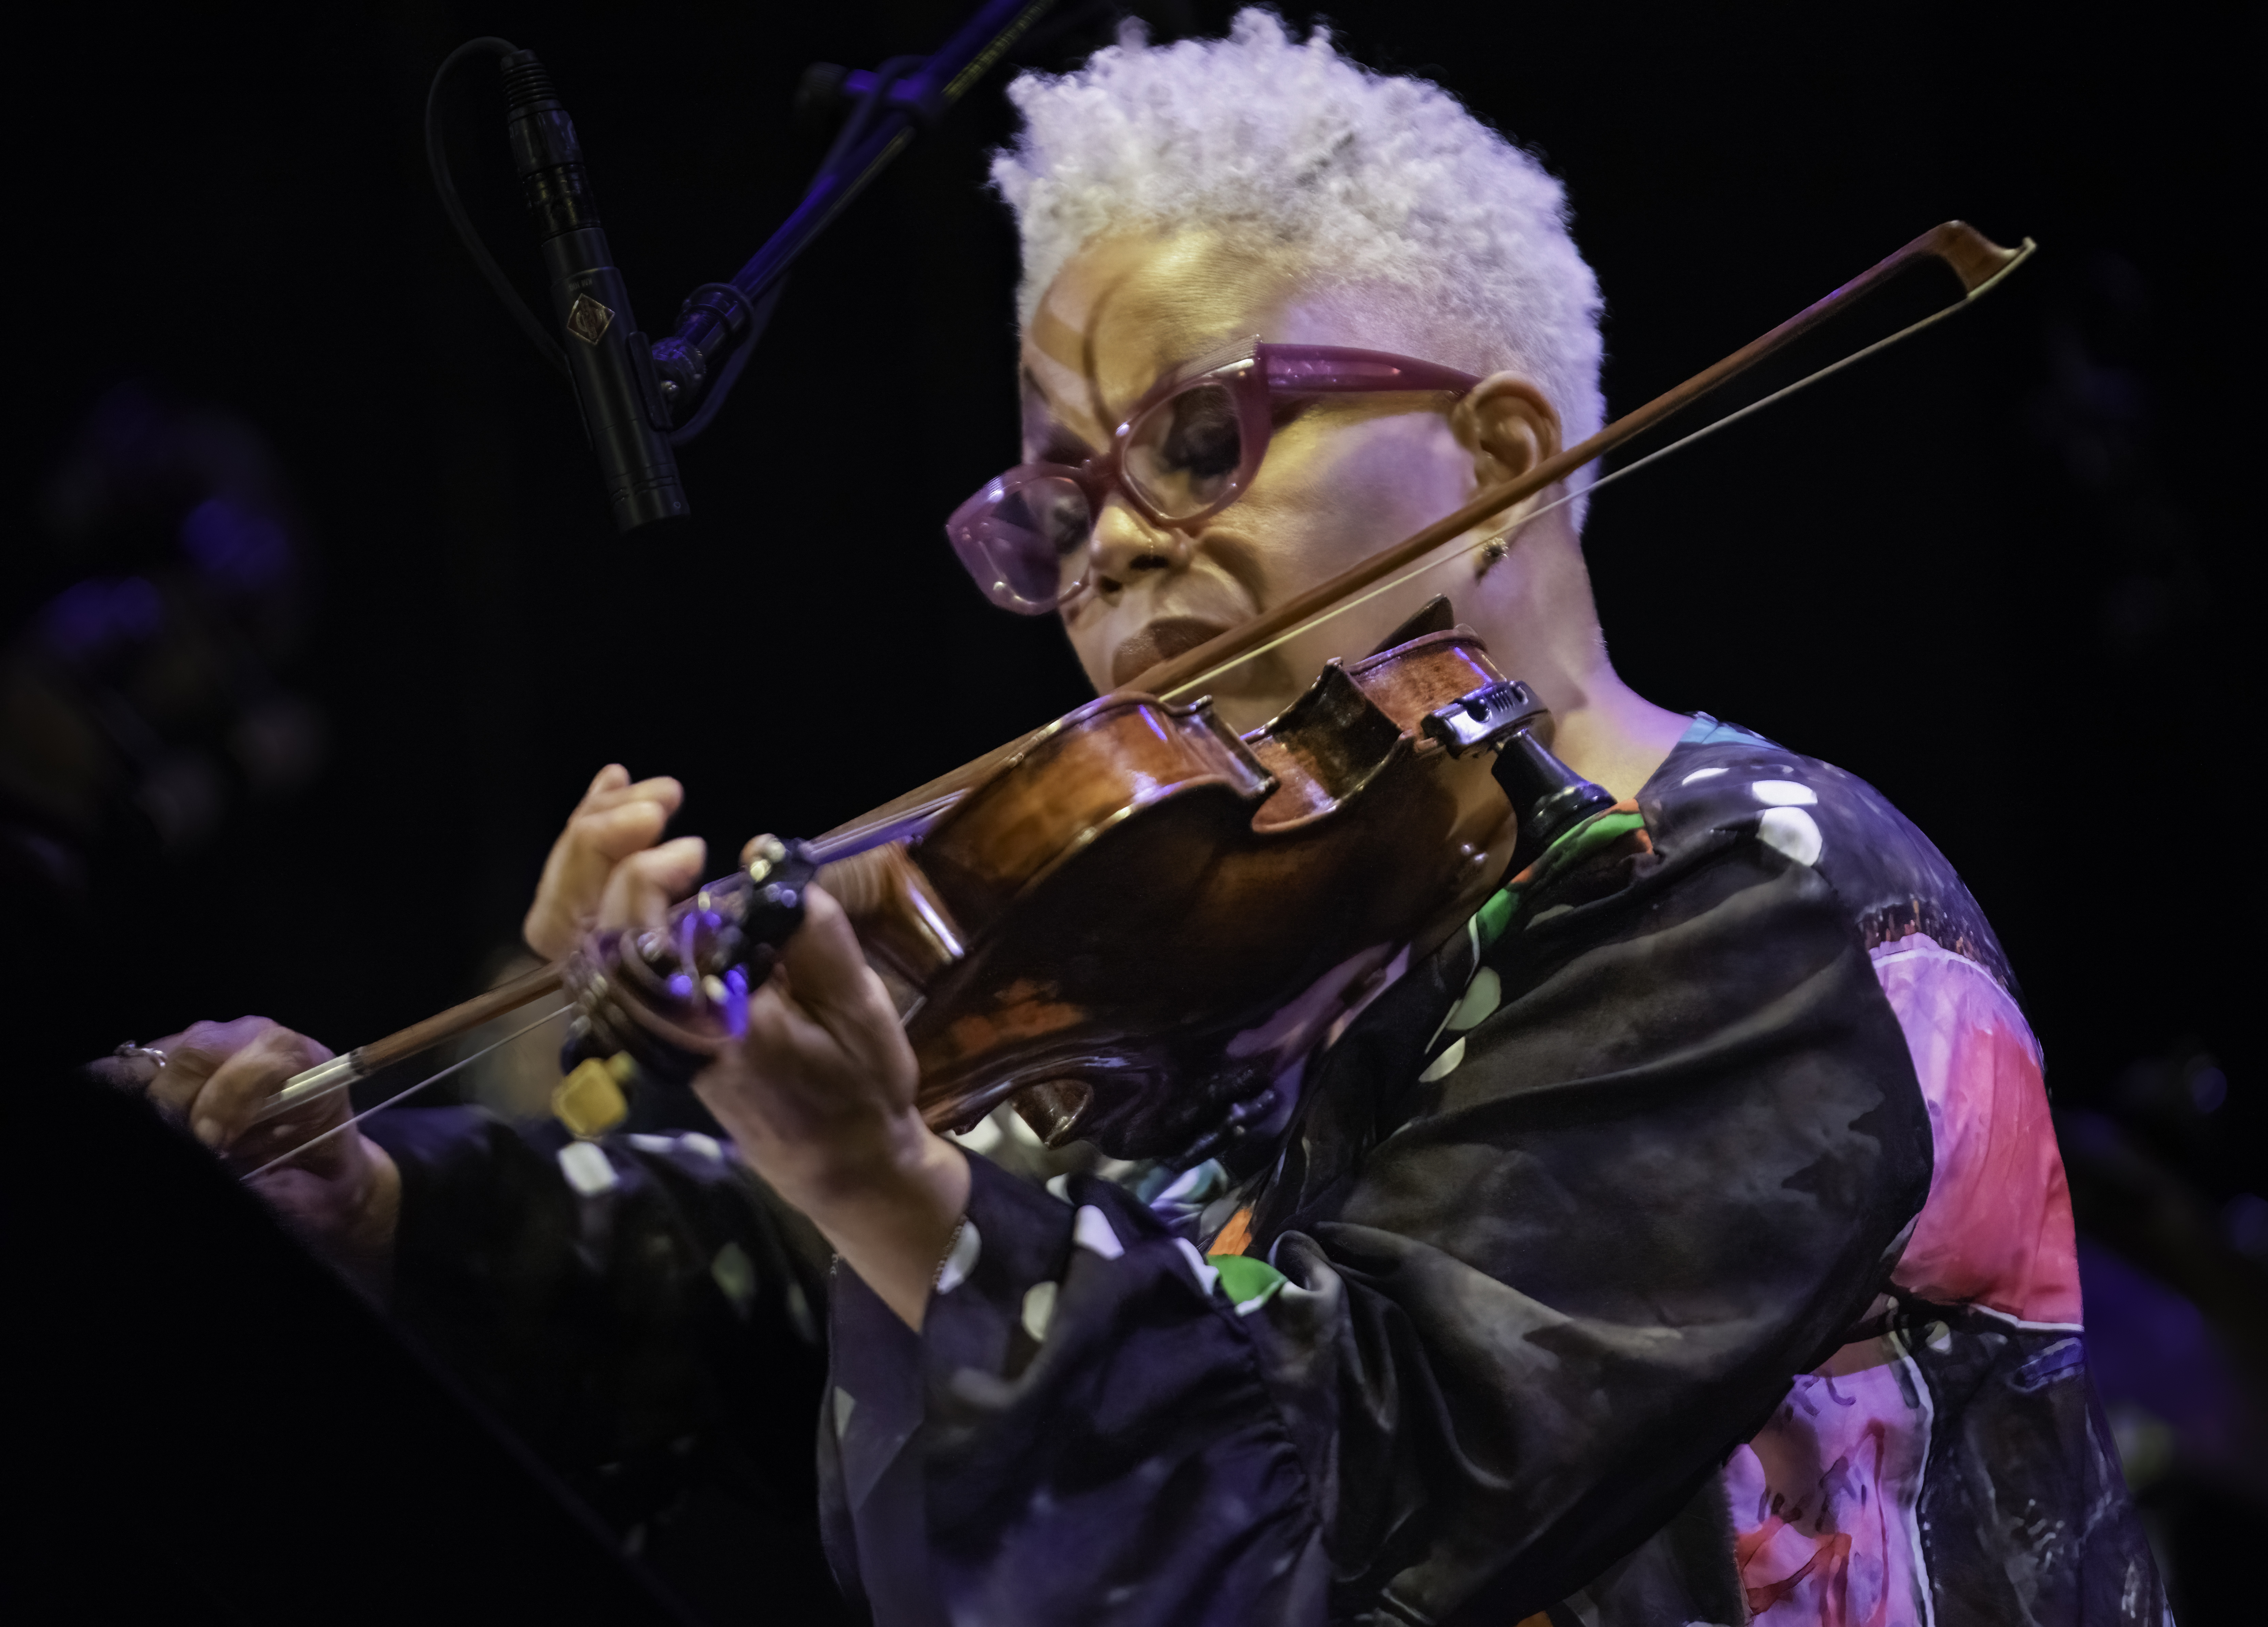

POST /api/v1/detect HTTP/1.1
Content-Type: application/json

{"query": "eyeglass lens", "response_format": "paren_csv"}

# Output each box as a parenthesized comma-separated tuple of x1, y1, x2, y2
(980, 475, 1093, 606)
(956, 377, 1253, 611)
(1124, 382, 1243, 520)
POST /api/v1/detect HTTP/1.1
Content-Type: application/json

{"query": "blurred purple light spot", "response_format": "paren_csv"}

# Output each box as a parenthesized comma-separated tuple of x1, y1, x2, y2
(179, 496, 291, 591)
(2188, 1065, 2227, 1113)
(2075, 1237, 2242, 1477)
(39, 575, 162, 660)
(2224, 1193, 2268, 1259)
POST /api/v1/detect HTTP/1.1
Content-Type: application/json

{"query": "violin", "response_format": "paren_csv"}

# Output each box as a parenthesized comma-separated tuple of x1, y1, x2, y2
(255, 223, 2033, 1164)
(571, 614, 1587, 1164)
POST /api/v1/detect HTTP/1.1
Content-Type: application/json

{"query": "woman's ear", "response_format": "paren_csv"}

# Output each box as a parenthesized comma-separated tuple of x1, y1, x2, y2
(1450, 374, 1561, 488)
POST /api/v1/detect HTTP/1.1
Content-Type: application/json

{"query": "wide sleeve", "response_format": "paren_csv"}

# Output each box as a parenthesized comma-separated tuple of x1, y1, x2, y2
(364, 1107, 831, 1515)
(818, 1154, 1331, 1627)
(1274, 828, 1937, 1622)
(820, 825, 1933, 1627)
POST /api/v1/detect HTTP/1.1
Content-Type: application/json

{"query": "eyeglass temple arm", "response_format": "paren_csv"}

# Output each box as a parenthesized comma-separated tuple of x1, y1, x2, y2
(1133, 222, 2033, 699)
(1256, 345, 1482, 394)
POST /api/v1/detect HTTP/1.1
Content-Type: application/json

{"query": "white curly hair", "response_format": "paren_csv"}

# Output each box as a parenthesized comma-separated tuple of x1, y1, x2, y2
(992, 9, 1605, 521)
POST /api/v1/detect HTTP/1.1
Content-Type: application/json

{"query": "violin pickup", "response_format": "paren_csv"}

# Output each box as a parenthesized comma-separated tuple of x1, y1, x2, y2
(1421, 678, 1549, 756)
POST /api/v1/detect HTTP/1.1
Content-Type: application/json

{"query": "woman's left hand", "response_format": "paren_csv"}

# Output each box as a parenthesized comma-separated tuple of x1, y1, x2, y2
(692, 867, 967, 1330)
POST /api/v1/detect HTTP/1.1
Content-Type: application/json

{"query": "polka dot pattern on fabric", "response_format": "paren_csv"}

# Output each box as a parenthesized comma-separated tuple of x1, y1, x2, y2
(557, 1141, 618, 1198)
(1750, 779, 1819, 806)
(1021, 1280, 1058, 1341)
(1681, 765, 1728, 785)
(1758, 805, 1824, 866)
(936, 1218, 982, 1295)
(1073, 1205, 1125, 1260)
(1173, 1237, 1221, 1297)
(1418, 1037, 1466, 1083)
(1446, 966, 1501, 1032)
(711, 1241, 756, 1312)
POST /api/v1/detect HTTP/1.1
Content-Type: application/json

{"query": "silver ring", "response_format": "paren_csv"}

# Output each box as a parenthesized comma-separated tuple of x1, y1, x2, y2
(113, 1042, 169, 1072)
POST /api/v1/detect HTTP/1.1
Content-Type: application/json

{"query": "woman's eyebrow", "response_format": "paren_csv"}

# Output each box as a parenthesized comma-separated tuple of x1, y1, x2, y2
(1021, 368, 1097, 458)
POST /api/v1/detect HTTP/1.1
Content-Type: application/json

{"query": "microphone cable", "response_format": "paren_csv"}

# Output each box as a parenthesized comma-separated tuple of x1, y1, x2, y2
(424, 37, 567, 379)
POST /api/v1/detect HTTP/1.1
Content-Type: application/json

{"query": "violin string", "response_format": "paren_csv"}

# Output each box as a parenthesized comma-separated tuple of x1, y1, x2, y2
(803, 260, 2013, 856)
(1158, 288, 1985, 703)
(240, 1005, 571, 1184)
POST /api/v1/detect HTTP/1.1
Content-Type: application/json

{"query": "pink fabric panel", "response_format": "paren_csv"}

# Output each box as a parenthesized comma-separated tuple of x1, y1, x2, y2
(1727, 1338, 1933, 1627)
(1873, 937, 2081, 1327)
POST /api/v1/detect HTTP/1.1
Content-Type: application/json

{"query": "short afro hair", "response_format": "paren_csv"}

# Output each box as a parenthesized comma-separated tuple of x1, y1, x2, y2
(992, 9, 1605, 520)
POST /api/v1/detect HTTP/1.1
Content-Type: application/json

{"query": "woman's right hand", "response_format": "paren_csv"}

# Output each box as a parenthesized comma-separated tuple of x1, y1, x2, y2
(136, 1015, 401, 1292)
(523, 763, 708, 961)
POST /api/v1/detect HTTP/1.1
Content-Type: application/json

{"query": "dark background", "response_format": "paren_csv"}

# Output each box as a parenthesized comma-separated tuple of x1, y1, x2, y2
(9, 0, 2262, 1613)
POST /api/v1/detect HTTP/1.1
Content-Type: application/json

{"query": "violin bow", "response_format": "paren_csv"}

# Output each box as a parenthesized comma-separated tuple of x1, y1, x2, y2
(829, 220, 2035, 845)
(253, 220, 2033, 1131)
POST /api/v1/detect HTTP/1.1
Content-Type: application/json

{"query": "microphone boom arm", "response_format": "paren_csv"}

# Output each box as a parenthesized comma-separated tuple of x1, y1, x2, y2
(658, 0, 1059, 431)
(430, 0, 1059, 532)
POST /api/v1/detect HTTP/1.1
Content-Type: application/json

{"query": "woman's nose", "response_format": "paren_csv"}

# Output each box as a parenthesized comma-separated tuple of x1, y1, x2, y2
(1086, 496, 1190, 588)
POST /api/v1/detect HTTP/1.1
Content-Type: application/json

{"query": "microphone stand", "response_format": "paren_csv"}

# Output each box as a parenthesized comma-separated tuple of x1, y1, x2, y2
(428, 0, 1058, 531)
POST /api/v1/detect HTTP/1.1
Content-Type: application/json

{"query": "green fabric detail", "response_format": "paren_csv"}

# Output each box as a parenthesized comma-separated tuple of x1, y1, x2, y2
(1540, 808, 1648, 874)
(1476, 887, 1518, 948)
(1472, 808, 1650, 951)
(1208, 1252, 1288, 1309)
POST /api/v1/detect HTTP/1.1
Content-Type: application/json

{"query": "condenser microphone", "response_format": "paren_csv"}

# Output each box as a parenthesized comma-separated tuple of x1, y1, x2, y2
(501, 50, 687, 532)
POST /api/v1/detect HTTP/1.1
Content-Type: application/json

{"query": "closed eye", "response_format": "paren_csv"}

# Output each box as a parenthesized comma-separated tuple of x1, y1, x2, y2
(1033, 438, 1095, 469)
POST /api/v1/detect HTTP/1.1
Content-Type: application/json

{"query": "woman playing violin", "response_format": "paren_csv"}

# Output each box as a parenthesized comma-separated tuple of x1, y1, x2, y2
(136, 14, 2160, 1626)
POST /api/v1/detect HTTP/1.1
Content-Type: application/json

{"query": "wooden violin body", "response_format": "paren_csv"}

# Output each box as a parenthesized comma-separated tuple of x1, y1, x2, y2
(567, 624, 1551, 1162)
(885, 625, 1526, 1157)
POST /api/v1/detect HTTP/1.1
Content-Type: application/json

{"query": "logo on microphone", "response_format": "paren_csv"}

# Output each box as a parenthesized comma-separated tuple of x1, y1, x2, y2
(566, 294, 615, 345)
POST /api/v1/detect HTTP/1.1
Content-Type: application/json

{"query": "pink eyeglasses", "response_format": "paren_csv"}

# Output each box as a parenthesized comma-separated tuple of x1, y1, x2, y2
(946, 341, 1482, 614)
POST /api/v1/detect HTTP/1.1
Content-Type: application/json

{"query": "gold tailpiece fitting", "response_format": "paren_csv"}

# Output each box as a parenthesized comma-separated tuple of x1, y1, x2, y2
(553, 1053, 635, 1139)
